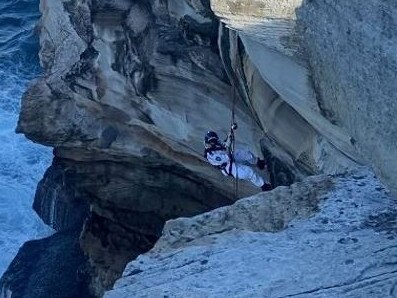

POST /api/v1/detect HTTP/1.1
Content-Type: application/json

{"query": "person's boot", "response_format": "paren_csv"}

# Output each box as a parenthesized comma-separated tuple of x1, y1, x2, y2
(261, 182, 273, 192)
(256, 159, 267, 170)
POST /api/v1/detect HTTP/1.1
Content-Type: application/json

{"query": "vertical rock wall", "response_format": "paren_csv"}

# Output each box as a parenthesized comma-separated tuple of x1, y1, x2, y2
(297, 0, 397, 193)
(211, 0, 362, 177)
(211, 0, 397, 193)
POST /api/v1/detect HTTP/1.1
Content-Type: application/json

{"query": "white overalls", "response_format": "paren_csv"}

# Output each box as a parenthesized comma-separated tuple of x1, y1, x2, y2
(206, 148, 265, 187)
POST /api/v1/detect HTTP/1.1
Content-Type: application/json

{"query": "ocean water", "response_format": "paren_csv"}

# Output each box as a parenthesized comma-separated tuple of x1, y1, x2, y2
(0, 0, 52, 275)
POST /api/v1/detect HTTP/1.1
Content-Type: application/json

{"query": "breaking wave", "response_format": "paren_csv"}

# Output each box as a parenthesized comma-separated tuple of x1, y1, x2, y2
(0, 0, 52, 275)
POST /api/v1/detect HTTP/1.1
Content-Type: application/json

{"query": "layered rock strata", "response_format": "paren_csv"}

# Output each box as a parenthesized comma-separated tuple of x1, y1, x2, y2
(15, 0, 311, 294)
(11, 0, 397, 296)
(16, 0, 261, 294)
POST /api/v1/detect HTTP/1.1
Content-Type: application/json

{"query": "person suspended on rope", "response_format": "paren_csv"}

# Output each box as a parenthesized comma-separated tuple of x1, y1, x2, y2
(203, 125, 273, 192)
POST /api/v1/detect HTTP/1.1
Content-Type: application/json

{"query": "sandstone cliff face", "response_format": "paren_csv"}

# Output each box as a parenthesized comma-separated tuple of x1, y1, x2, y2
(212, 0, 361, 176)
(13, 0, 397, 296)
(18, 0, 265, 190)
(16, 0, 267, 294)
(297, 0, 397, 193)
(211, 0, 397, 191)
(106, 168, 397, 297)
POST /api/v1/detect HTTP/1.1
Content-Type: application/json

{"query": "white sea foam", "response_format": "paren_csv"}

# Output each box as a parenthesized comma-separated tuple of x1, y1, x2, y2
(0, 69, 53, 276)
(0, 0, 53, 275)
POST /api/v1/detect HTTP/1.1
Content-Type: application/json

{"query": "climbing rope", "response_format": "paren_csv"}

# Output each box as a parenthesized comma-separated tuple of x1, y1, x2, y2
(230, 70, 239, 201)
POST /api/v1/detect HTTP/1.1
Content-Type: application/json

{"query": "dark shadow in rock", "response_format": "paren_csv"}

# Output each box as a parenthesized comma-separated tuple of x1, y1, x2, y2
(33, 161, 90, 232)
(260, 137, 311, 187)
(34, 155, 234, 296)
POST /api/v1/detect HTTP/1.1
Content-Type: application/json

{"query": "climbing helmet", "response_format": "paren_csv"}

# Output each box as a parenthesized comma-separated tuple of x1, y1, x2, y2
(205, 131, 219, 147)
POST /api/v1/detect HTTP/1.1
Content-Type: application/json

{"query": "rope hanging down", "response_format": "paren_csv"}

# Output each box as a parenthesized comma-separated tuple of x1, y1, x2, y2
(229, 77, 239, 201)
(227, 32, 245, 201)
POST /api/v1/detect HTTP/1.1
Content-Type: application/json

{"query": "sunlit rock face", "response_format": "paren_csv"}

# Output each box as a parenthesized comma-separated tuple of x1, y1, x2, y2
(212, 0, 361, 176)
(297, 0, 397, 194)
(211, 0, 397, 192)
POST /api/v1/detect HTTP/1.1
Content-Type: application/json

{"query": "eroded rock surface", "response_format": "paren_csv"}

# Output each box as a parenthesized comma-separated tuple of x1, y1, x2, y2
(10, 0, 397, 296)
(16, 0, 266, 294)
(297, 0, 397, 193)
(211, 0, 397, 191)
(106, 169, 397, 297)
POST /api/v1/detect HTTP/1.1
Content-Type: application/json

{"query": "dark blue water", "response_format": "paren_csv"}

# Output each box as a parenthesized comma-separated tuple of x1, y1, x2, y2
(0, 0, 52, 275)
